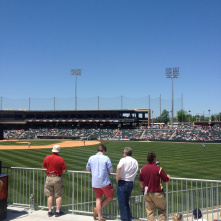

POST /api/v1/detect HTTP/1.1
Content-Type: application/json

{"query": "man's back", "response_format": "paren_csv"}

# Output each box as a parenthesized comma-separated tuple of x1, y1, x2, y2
(140, 162, 169, 192)
(86, 153, 113, 188)
(43, 153, 66, 175)
(118, 156, 138, 181)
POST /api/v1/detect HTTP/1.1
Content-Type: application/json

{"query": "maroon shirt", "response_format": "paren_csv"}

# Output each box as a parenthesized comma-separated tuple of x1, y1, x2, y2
(42, 153, 66, 175)
(139, 162, 169, 192)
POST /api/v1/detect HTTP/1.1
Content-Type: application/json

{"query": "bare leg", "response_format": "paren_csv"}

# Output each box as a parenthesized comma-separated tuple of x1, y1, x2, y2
(96, 197, 112, 220)
(56, 197, 62, 211)
(101, 197, 112, 209)
(96, 198, 103, 220)
(48, 196, 53, 211)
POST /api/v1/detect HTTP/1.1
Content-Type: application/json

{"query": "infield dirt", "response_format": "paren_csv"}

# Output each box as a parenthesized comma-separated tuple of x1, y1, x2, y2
(0, 140, 100, 150)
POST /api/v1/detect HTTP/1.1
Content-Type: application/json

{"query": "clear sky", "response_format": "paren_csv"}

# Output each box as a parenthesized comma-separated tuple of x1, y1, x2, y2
(0, 0, 220, 116)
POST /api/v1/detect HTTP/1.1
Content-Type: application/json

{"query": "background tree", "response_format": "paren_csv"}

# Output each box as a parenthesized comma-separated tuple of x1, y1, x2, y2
(200, 115, 205, 121)
(177, 110, 188, 122)
(191, 115, 196, 123)
(204, 117, 209, 121)
(156, 109, 169, 125)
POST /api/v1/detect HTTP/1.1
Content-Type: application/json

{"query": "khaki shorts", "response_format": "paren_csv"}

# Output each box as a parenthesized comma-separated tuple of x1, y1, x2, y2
(44, 176, 64, 198)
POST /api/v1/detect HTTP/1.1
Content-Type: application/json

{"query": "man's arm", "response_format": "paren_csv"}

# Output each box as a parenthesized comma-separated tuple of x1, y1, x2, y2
(62, 160, 67, 173)
(106, 157, 113, 173)
(42, 159, 47, 170)
(86, 159, 91, 172)
(139, 181, 144, 189)
(138, 170, 144, 192)
(160, 168, 171, 183)
(164, 174, 171, 183)
(116, 166, 121, 184)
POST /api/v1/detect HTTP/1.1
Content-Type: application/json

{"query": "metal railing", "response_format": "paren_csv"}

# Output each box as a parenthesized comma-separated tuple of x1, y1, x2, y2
(2, 166, 221, 220)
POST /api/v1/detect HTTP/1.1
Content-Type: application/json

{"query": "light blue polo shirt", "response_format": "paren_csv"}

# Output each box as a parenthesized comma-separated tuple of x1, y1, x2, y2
(86, 153, 113, 188)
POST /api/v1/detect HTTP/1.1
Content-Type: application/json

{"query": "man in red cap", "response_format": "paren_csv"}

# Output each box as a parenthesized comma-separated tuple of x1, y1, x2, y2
(42, 145, 66, 217)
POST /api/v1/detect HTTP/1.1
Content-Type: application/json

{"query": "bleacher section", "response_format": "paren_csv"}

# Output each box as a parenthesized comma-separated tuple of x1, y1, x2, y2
(4, 125, 221, 141)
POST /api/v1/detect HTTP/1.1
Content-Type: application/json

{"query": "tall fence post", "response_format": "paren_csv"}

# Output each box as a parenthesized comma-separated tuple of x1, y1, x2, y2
(182, 94, 183, 123)
(149, 95, 150, 110)
(98, 96, 99, 110)
(160, 94, 161, 123)
(149, 95, 150, 124)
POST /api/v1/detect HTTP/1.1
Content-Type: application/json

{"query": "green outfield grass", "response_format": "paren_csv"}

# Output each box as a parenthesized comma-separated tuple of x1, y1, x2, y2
(0, 140, 221, 180)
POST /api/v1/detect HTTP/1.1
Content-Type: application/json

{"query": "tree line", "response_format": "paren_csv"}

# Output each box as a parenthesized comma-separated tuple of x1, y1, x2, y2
(153, 109, 221, 125)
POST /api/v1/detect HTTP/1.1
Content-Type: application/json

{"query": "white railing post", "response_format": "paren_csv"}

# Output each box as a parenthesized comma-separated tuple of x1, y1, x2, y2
(166, 182, 169, 220)
(72, 172, 74, 214)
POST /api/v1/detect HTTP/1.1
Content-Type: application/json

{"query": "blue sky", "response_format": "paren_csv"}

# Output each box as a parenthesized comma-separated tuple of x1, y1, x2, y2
(0, 0, 220, 116)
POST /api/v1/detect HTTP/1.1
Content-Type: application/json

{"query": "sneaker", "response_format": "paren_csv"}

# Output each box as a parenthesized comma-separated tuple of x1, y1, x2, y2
(55, 211, 64, 217)
(48, 211, 53, 217)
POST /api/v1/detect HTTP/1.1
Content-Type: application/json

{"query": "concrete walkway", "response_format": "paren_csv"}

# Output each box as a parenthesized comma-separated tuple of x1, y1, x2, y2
(4, 207, 99, 221)
(4, 206, 221, 221)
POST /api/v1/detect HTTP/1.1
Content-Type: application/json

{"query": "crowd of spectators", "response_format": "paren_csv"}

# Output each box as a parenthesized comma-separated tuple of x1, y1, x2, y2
(171, 125, 221, 141)
(4, 128, 95, 139)
(3, 125, 221, 141)
(142, 130, 173, 140)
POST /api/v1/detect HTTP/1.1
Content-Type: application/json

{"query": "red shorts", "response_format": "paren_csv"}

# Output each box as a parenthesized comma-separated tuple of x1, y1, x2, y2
(93, 184, 114, 199)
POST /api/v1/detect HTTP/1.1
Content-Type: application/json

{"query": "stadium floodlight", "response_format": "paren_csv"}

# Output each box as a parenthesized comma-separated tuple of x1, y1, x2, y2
(70, 69, 82, 110)
(208, 109, 211, 127)
(165, 67, 179, 127)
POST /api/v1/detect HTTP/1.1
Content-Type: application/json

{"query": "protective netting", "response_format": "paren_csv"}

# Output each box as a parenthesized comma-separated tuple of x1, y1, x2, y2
(0, 96, 183, 117)
(1, 97, 29, 110)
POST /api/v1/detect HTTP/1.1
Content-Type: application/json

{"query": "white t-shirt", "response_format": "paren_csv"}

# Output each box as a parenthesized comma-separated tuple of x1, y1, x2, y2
(117, 156, 138, 182)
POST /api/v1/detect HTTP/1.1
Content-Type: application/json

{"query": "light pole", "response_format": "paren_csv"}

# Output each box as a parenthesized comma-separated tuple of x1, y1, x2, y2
(188, 110, 191, 125)
(152, 110, 154, 126)
(170, 111, 172, 126)
(208, 109, 211, 127)
(70, 69, 82, 110)
(165, 67, 179, 127)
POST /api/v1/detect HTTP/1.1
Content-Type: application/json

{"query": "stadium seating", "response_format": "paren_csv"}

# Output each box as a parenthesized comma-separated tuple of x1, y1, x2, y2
(4, 126, 221, 141)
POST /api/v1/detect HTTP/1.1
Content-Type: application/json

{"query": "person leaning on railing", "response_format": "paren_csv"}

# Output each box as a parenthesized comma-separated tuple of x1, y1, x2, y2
(139, 152, 170, 221)
(116, 147, 138, 221)
(86, 144, 113, 221)
(42, 145, 67, 217)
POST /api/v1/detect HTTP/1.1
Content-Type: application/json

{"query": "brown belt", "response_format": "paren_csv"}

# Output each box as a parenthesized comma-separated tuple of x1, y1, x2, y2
(47, 175, 62, 177)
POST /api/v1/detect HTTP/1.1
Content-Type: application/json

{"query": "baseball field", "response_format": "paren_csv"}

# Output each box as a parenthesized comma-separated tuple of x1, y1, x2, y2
(0, 140, 220, 180)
